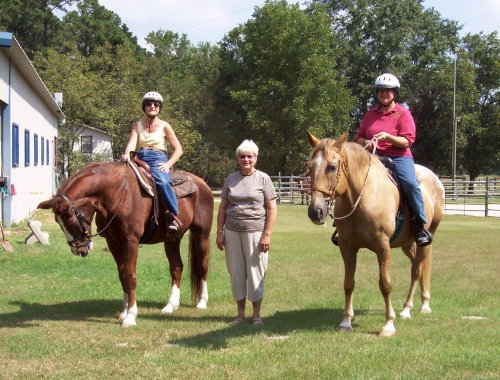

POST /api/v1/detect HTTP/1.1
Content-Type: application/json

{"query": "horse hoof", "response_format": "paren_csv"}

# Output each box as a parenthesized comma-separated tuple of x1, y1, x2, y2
(399, 309, 412, 320)
(420, 304, 432, 314)
(339, 319, 353, 332)
(161, 303, 179, 314)
(121, 318, 137, 327)
(196, 300, 207, 309)
(379, 328, 396, 337)
(339, 327, 353, 333)
(118, 310, 128, 322)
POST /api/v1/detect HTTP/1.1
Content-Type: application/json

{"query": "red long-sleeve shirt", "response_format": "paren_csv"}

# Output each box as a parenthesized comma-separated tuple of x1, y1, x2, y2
(355, 103, 416, 158)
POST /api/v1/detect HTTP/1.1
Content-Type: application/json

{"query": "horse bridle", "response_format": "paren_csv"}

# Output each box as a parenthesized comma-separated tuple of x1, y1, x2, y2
(312, 140, 375, 220)
(56, 192, 94, 248)
(56, 162, 130, 248)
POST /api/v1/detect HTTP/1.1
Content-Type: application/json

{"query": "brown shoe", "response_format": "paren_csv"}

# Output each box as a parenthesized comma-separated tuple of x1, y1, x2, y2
(168, 215, 183, 232)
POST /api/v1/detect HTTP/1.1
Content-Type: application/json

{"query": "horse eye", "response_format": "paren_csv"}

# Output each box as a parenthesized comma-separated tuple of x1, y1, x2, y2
(326, 164, 337, 173)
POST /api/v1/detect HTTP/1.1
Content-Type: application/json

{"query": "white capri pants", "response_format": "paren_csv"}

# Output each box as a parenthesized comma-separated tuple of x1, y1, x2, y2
(224, 228, 269, 302)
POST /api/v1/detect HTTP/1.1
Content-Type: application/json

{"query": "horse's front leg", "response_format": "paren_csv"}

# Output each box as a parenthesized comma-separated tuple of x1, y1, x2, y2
(161, 241, 183, 314)
(111, 244, 139, 327)
(376, 244, 396, 337)
(339, 245, 358, 332)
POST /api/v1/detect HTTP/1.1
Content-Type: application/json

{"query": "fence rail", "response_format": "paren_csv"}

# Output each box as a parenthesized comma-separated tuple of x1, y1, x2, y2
(270, 174, 500, 217)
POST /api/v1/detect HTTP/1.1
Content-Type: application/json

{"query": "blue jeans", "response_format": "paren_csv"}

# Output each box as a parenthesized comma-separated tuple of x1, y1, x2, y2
(137, 149, 179, 215)
(389, 156, 427, 225)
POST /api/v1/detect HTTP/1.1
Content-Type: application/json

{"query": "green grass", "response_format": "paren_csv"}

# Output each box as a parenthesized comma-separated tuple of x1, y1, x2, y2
(1, 207, 499, 379)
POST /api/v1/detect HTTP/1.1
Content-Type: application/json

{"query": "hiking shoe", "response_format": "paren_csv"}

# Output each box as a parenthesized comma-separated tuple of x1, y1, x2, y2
(331, 230, 339, 246)
(168, 218, 181, 232)
(415, 228, 433, 247)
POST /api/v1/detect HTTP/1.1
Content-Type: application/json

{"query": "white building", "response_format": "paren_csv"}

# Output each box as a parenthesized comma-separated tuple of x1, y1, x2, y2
(73, 124, 113, 160)
(0, 32, 65, 227)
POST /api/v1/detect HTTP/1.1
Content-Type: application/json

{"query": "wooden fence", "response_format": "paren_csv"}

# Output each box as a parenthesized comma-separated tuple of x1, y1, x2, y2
(270, 174, 500, 217)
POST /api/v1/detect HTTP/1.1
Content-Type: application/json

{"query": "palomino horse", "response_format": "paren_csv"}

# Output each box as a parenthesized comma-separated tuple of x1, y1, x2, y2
(307, 131, 444, 336)
(38, 162, 213, 327)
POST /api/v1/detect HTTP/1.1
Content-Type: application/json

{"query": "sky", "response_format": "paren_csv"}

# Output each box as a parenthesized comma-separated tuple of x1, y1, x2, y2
(94, 0, 499, 47)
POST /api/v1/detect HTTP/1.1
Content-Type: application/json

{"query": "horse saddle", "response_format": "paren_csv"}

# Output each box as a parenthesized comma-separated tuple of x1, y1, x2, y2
(128, 155, 198, 199)
(127, 155, 198, 243)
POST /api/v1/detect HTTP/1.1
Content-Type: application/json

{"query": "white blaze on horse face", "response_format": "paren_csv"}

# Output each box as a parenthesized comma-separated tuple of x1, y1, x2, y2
(311, 154, 323, 177)
(56, 215, 78, 254)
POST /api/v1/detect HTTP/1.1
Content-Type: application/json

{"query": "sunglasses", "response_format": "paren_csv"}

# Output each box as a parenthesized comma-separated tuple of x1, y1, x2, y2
(145, 101, 161, 108)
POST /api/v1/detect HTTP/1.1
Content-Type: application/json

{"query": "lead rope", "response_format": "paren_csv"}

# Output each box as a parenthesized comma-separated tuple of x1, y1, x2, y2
(330, 137, 379, 221)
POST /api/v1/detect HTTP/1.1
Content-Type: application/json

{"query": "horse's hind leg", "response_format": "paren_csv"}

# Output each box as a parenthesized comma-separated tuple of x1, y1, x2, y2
(419, 245, 432, 314)
(189, 233, 210, 309)
(376, 244, 397, 337)
(400, 244, 432, 319)
(161, 241, 183, 314)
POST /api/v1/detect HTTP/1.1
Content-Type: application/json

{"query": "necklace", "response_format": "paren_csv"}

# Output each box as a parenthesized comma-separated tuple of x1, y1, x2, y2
(240, 170, 256, 176)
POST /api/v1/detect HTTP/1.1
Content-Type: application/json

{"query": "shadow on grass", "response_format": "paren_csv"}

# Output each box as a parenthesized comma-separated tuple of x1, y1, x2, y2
(152, 307, 370, 349)
(0, 299, 371, 347)
(0, 299, 127, 328)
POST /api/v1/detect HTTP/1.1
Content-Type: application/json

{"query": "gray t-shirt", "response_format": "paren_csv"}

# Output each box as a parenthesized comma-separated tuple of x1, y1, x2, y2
(221, 170, 277, 232)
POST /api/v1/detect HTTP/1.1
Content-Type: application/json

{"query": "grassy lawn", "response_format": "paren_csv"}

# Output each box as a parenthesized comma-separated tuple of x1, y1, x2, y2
(1, 206, 499, 379)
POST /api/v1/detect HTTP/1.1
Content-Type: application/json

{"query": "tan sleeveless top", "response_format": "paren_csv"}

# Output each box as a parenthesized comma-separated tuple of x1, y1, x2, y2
(137, 120, 167, 151)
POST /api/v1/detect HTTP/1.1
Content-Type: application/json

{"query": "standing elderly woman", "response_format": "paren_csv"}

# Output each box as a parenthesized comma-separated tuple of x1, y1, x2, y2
(216, 140, 277, 326)
(121, 91, 183, 231)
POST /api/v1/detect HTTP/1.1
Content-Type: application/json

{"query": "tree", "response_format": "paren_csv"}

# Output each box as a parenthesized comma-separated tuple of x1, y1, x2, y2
(312, 0, 460, 121)
(0, 0, 77, 58)
(61, 0, 138, 57)
(33, 45, 101, 177)
(459, 32, 500, 180)
(218, 0, 355, 174)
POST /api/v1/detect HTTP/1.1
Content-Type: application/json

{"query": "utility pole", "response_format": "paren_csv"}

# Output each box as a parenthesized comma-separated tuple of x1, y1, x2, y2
(452, 51, 458, 197)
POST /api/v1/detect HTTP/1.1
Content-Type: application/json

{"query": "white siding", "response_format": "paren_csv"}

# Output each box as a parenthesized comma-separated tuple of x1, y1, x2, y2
(6, 59, 58, 224)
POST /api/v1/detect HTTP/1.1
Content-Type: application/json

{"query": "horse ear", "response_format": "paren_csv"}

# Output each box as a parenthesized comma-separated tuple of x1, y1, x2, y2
(307, 130, 321, 147)
(38, 198, 54, 210)
(334, 131, 348, 150)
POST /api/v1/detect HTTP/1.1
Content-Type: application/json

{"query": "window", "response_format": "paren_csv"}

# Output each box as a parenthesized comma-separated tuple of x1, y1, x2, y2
(12, 124, 19, 167)
(46, 139, 50, 165)
(81, 135, 93, 154)
(24, 129, 30, 166)
(34, 134, 38, 166)
(41, 137, 45, 165)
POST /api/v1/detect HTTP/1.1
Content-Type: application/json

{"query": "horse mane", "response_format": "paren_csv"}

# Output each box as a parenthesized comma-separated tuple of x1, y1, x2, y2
(318, 138, 374, 168)
(60, 162, 121, 196)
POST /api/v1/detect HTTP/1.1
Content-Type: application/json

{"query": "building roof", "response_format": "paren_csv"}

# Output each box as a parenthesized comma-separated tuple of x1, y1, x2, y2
(0, 32, 65, 123)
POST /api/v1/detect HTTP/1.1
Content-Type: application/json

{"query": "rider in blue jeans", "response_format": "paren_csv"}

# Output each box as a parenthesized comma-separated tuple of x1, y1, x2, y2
(354, 73, 432, 247)
(121, 91, 183, 231)
(331, 74, 432, 247)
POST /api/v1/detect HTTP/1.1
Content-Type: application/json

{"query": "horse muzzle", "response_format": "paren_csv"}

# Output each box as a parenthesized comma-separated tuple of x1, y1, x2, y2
(308, 198, 328, 225)
(71, 240, 93, 257)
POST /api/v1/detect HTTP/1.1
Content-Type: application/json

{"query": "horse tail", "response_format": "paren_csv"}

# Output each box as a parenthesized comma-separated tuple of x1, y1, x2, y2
(188, 232, 210, 303)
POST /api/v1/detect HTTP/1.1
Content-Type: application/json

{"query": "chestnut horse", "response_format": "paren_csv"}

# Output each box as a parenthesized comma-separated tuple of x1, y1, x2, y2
(38, 162, 213, 327)
(307, 131, 444, 336)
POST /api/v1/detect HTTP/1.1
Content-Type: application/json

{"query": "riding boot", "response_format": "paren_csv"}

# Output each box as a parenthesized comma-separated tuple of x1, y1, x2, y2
(414, 221, 432, 247)
(167, 213, 183, 233)
(331, 229, 339, 246)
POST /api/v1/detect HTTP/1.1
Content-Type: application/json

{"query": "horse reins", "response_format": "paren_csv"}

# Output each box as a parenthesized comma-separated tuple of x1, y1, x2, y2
(57, 162, 130, 248)
(322, 138, 378, 221)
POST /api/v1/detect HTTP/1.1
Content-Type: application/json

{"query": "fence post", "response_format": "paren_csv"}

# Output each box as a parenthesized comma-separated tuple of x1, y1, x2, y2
(485, 177, 489, 217)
